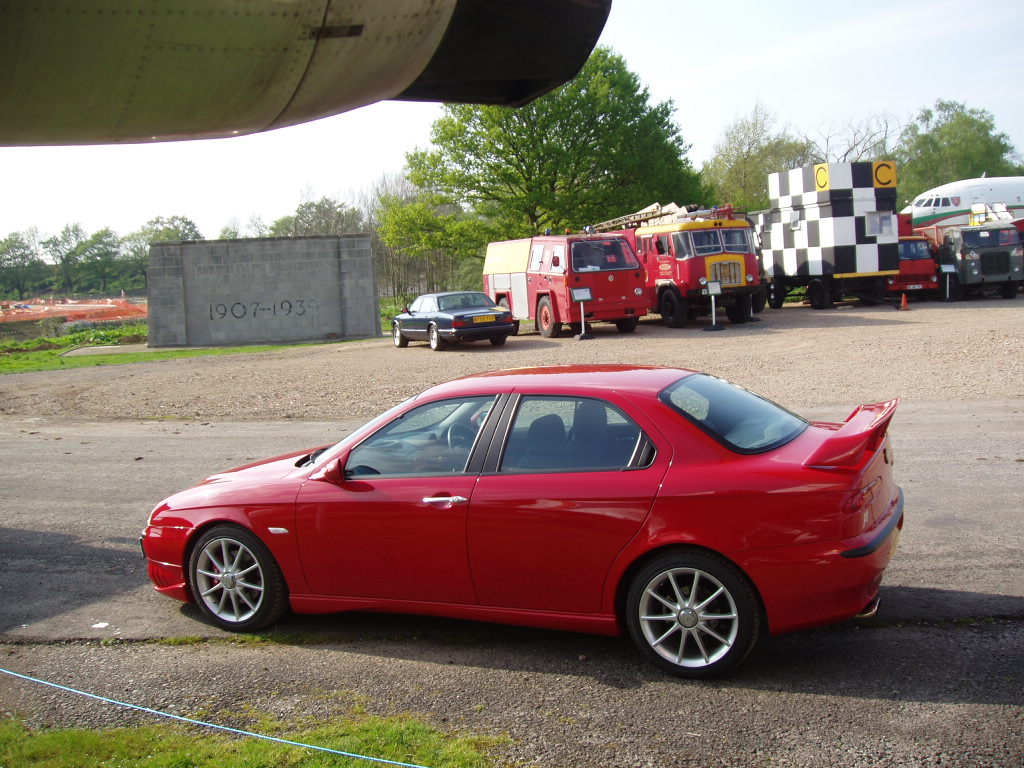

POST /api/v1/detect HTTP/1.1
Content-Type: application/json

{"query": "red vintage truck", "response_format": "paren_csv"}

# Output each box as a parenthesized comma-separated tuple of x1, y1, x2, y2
(891, 213, 940, 296)
(483, 234, 648, 336)
(593, 203, 764, 326)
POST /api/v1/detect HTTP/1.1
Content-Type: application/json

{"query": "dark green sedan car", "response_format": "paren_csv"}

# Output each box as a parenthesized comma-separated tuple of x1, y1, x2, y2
(393, 291, 519, 351)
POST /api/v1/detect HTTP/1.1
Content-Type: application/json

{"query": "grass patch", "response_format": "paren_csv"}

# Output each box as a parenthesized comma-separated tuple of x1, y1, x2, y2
(0, 344, 302, 375)
(0, 712, 500, 768)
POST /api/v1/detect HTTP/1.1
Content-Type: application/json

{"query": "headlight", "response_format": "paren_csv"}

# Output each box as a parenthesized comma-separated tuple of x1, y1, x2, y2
(634, 287, 644, 296)
(745, 274, 754, 283)
(699, 277, 708, 286)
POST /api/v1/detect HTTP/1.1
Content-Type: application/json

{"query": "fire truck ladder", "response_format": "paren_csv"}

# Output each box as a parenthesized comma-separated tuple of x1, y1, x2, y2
(591, 203, 735, 232)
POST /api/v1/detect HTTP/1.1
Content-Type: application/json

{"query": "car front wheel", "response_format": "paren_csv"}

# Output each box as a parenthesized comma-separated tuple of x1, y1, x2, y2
(392, 323, 408, 348)
(626, 550, 761, 678)
(187, 525, 288, 631)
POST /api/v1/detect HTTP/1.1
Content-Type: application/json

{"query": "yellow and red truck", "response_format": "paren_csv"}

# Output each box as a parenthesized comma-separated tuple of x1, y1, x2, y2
(483, 233, 648, 337)
(592, 203, 764, 326)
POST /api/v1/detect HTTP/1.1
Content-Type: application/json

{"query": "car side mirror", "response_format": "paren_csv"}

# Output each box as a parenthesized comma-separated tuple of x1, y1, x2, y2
(309, 448, 350, 484)
(402, 306, 410, 313)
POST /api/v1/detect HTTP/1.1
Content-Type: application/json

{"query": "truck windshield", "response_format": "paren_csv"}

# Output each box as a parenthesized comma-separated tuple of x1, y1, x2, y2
(962, 229, 1018, 249)
(570, 239, 640, 271)
(899, 240, 932, 260)
(685, 228, 753, 258)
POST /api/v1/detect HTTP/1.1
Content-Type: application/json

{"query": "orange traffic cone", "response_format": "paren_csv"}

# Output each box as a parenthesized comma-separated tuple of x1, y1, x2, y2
(898, 293, 909, 311)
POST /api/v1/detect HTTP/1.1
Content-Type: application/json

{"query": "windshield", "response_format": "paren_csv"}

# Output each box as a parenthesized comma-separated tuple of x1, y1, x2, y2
(690, 230, 723, 257)
(660, 373, 807, 454)
(570, 239, 640, 271)
(899, 240, 932, 260)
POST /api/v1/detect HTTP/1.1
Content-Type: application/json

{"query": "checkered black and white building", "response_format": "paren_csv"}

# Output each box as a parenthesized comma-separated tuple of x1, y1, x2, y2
(754, 162, 900, 280)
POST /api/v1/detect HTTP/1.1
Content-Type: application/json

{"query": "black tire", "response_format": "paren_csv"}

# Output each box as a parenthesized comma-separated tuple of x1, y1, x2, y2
(187, 524, 289, 632)
(625, 549, 761, 678)
(489, 335, 508, 346)
(392, 323, 408, 348)
(537, 297, 562, 338)
(726, 294, 752, 324)
(615, 317, 638, 333)
(1000, 282, 1019, 299)
(808, 279, 832, 310)
(659, 289, 688, 328)
(767, 280, 786, 309)
(751, 289, 767, 314)
(428, 324, 447, 351)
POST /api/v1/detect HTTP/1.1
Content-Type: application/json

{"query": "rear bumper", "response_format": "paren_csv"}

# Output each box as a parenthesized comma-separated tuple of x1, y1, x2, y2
(442, 321, 519, 341)
(743, 487, 904, 635)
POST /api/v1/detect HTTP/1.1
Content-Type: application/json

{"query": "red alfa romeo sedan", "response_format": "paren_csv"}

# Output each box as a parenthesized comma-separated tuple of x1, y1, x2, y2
(142, 365, 904, 677)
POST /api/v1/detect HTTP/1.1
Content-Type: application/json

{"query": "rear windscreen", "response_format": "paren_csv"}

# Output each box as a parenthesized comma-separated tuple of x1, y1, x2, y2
(660, 373, 807, 453)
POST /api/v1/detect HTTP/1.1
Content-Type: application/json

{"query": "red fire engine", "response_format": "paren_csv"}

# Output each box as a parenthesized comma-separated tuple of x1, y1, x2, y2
(482, 234, 648, 337)
(592, 203, 764, 326)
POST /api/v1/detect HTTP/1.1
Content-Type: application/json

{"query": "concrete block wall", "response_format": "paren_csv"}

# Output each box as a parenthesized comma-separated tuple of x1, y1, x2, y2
(148, 236, 379, 347)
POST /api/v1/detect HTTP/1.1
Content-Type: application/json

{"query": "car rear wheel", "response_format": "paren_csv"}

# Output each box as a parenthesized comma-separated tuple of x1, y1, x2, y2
(626, 550, 760, 678)
(489, 335, 508, 346)
(188, 525, 288, 632)
(392, 323, 408, 348)
(429, 324, 447, 351)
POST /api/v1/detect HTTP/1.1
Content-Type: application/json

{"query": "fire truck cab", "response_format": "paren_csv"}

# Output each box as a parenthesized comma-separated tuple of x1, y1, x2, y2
(483, 234, 648, 337)
(594, 203, 763, 327)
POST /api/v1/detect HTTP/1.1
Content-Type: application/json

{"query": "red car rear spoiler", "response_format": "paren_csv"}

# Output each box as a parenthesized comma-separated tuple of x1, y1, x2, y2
(804, 398, 900, 469)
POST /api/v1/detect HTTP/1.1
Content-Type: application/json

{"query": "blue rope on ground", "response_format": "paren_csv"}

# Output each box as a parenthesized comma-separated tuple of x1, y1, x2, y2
(0, 666, 433, 768)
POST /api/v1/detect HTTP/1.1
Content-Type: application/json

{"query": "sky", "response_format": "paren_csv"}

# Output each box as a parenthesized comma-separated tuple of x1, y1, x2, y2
(2, 0, 1022, 241)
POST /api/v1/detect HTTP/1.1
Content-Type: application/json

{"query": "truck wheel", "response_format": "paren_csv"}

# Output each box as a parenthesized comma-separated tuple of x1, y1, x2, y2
(751, 290, 767, 314)
(1000, 282, 1019, 299)
(808, 279, 832, 310)
(726, 294, 751, 324)
(768, 280, 786, 309)
(614, 317, 638, 333)
(659, 290, 688, 328)
(537, 297, 562, 338)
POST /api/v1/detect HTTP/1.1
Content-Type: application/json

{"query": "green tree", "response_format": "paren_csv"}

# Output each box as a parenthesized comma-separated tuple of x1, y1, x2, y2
(269, 197, 366, 236)
(407, 46, 705, 236)
(896, 100, 1022, 204)
(702, 104, 813, 211)
(42, 223, 91, 295)
(0, 230, 48, 299)
(79, 228, 121, 293)
(120, 216, 202, 291)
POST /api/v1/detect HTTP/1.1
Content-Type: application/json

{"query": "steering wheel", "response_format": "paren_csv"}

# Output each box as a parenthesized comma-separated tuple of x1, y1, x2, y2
(446, 423, 475, 449)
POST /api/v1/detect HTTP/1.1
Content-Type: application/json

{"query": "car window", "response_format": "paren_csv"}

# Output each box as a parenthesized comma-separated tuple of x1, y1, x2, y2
(661, 373, 807, 454)
(347, 396, 495, 478)
(499, 396, 649, 473)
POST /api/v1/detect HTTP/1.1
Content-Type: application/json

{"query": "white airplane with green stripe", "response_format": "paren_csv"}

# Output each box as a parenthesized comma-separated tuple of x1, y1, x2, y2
(902, 177, 1024, 227)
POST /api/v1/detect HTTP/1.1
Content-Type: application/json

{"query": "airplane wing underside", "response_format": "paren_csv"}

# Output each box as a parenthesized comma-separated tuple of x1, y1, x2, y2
(0, 0, 611, 146)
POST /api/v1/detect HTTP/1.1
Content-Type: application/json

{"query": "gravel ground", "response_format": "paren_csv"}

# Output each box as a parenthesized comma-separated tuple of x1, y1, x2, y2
(2, 300, 1023, 422)
(2, 297, 1023, 767)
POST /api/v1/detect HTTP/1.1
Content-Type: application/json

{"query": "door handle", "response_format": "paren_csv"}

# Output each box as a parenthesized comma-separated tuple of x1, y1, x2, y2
(423, 495, 468, 505)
